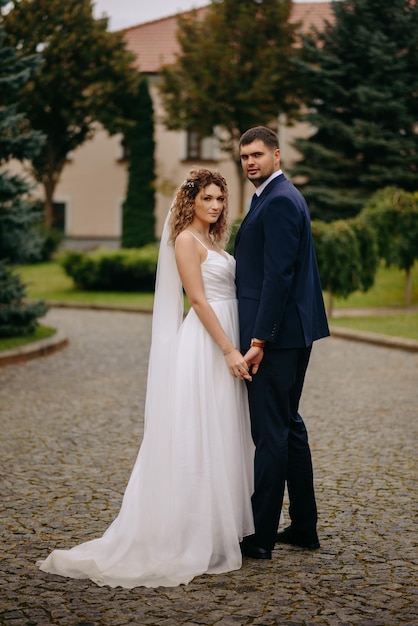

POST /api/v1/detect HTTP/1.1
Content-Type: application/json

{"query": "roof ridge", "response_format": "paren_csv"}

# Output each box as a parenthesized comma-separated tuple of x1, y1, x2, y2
(123, 2, 333, 74)
(118, 5, 208, 33)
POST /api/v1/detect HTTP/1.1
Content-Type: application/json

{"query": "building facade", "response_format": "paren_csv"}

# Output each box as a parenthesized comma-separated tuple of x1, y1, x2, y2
(17, 2, 333, 249)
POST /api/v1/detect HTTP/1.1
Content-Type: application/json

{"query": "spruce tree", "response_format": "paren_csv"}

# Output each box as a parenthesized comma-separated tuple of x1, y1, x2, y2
(0, 6, 47, 337)
(292, 0, 418, 221)
(122, 79, 156, 248)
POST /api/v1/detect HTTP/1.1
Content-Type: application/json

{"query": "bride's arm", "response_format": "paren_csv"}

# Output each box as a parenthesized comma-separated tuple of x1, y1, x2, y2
(175, 231, 251, 380)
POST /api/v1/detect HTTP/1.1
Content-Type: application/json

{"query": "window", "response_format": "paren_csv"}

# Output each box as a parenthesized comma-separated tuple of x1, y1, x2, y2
(116, 136, 130, 162)
(187, 130, 201, 160)
(52, 201, 66, 233)
(181, 131, 219, 162)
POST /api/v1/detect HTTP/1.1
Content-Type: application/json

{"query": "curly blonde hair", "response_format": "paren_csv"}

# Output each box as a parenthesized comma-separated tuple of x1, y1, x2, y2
(169, 169, 230, 247)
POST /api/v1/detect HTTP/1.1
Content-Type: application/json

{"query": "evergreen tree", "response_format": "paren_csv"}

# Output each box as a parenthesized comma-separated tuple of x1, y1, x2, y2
(292, 0, 418, 221)
(0, 4, 47, 337)
(159, 0, 299, 213)
(122, 79, 156, 248)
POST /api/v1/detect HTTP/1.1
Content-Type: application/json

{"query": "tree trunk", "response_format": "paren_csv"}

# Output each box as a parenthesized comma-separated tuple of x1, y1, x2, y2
(33, 142, 63, 229)
(326, 287, 333, 319)
(234, 159, 246, 216)
(43, 180, 55, 229)
(405, 268, 412, 305)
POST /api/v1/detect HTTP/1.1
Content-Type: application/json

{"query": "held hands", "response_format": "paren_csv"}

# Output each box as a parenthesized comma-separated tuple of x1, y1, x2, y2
(243, 345, 264, 376)
(224, 348, 252, 381)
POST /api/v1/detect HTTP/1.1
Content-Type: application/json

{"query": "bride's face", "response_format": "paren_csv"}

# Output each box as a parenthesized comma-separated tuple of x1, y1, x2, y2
(193, 184, 225, 227)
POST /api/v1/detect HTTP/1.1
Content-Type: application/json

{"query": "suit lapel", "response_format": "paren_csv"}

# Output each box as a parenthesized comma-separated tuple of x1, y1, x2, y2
(235, 193, 261, 245)
(235, 174, 286, 251)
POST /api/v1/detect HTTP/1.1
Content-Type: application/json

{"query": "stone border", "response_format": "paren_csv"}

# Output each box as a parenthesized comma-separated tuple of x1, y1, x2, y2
(330, 325, 418, 353)
(53, 303, 418, 353)
(1, 305, 416, 368)
(0, 331, 69, 367)
(48, 301, 152, 314)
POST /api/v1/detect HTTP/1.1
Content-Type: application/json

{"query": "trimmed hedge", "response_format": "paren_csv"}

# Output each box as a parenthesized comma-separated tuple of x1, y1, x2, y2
(60, 244, 159, 292)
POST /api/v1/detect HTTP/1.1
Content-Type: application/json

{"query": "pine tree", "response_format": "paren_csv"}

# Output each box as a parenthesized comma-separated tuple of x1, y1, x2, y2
(0, 5, 47, 337)
(122, 79, 156, 248)
(292, 0, 418, 221)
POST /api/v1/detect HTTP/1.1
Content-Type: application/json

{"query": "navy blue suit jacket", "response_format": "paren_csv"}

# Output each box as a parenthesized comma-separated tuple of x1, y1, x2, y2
(234, 174, 329, 351)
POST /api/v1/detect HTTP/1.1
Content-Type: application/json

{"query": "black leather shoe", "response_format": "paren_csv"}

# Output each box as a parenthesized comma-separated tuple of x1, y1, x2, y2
(275, 526, 320, 550)
(240, 539, 272, 560)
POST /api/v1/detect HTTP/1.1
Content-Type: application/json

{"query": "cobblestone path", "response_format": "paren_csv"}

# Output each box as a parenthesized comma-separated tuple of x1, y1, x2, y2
(1, 308, 417, 626)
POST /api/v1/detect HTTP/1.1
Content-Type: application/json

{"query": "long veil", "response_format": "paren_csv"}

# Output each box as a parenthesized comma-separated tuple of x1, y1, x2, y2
(144, 208, 183, 432)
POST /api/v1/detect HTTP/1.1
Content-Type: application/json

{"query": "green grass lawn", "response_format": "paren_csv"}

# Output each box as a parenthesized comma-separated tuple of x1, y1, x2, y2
(0, 325, 56, 352)
(18, 262, 154, 309)
(12, 259, 418, 344)
(19, 260, 417, 309)
(333, 262, 418, 309)
(330, 313, 418, 341)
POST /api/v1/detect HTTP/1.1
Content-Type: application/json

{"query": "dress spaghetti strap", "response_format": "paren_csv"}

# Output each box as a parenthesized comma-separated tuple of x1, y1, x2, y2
(187, 230, 210, 251)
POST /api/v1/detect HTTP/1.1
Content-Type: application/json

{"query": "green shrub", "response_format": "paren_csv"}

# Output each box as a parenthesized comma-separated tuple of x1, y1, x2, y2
(312, 219, 362, 299)
(22, 200, 65, 262)
(0, 261, 48, 337)
(37, 226, 65, 261)
(226, 217, 243, 254)
(60, 244, 159, 292)
(311, 218, 378, 317)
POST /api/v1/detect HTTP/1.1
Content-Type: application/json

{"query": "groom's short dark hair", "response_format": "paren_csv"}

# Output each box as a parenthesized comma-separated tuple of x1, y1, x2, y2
(239, 126, 279, 150)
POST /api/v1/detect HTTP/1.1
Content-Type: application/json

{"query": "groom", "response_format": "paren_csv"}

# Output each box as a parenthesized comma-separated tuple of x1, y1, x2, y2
(235, 126, 329, 560)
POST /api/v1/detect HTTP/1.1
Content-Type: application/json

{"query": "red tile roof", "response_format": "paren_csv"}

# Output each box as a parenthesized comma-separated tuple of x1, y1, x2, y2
(122, 3, 333, 74)
(292, 1, 333, 33)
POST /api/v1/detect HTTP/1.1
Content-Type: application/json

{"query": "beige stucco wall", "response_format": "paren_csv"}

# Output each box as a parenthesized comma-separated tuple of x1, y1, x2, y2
(5, 128, 127, 249)
(151, 82, 249, 238)
(56, 128, 127, 241)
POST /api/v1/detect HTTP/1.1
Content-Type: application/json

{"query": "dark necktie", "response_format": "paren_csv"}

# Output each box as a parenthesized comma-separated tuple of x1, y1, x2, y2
(249, 193, 258, 212)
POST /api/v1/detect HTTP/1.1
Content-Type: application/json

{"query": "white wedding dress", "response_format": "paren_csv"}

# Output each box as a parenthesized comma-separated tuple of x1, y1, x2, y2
(37, 232, 255, 588)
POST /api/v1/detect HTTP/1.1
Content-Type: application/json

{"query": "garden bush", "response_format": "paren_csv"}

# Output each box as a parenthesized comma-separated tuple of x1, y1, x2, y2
(60, 244, 159, 292)
(0, 262, 48, 337)
(226, 217, 243, 254)
(311, 218, 379, 317)
(37, 226, 65, 261)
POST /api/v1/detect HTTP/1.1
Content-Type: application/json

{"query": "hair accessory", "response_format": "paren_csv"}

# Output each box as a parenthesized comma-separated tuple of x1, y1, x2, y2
(185, 180, 195, 188)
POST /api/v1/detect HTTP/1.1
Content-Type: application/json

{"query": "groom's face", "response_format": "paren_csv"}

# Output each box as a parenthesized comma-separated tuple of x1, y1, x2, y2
(240, 139, 280, 188)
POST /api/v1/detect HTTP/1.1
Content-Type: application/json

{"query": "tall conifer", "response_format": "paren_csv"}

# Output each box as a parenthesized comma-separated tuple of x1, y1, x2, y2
(292, 0, 418, 221)
(122, 79, 156, 248)
(0, 4, 47, 336)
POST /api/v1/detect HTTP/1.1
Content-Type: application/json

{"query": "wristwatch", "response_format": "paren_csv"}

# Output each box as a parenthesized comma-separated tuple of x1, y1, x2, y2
(250, 338, 265, 348)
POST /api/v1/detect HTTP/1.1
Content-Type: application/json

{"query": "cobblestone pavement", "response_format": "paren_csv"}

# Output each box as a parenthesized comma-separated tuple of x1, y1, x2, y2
(1, 308, 417, 626)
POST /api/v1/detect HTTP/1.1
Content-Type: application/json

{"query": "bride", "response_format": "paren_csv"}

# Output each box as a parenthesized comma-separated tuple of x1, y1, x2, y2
(37, 169, 255, 588)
